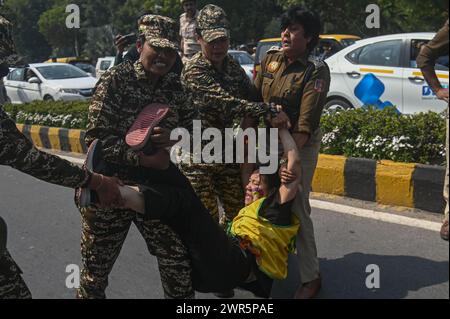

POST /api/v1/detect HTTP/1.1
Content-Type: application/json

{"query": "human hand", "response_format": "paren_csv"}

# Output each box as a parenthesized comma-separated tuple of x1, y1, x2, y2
(114, 34, 128, 53)
(90, 174, 125, 208)
(279, 166, 297, 184)
(436, 88, 449, 103)
(271, 110, 291, 129)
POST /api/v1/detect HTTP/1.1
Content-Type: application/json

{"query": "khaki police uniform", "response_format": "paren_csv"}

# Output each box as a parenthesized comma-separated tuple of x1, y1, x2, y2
(179, 10, 201, 60)
(255, 50, 330, 284)
(417, 20, 449, 223)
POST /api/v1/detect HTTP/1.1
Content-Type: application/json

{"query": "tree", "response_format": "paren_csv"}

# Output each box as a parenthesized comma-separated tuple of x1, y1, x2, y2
(2, 0, 52, 62)
(38, 4, 81, 56)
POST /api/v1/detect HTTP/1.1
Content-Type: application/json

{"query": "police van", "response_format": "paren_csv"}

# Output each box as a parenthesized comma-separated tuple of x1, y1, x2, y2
(325, 33, 449, 114)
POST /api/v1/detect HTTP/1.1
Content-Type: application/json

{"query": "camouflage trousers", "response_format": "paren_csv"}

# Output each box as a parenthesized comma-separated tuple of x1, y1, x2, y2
(76, 207, 194, 299)
(0, 250, 32, 299)
(179, 163, 244, 225)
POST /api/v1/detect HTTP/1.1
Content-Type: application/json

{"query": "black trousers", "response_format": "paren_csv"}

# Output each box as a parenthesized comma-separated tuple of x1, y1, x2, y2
(139, 165, 272, 296)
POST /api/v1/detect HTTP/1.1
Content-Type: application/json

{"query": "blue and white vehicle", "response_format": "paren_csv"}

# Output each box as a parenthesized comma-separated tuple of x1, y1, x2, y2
(325, 33, 449, 114)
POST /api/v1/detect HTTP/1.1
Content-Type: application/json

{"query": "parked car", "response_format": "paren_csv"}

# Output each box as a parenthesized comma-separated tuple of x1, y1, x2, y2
(96, 57, 116, 79)
(325, 33, 449, 114)
(253, 34, 361, 80)
(45, 57, 96, 77)
(4, 63, 98, 103)
(228, 50, 255, 81)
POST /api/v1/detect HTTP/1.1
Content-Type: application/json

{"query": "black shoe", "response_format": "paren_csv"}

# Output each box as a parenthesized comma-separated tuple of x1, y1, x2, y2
(77, 139, 104, 208)
(0, 216, 7, 255)
(214, 290, 235, 299)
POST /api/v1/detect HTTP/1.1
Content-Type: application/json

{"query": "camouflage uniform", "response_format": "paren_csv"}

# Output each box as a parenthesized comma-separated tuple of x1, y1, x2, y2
(1, 13, 96, 299)
(1, 104, 92, 299)
(181, 5, 275, 225)
(0, 15, 21, 67)
(78, 15, 194, 299)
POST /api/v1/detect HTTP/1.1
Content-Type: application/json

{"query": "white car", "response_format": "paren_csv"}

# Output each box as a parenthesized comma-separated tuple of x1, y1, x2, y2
(228, 50, 255, 82)
(325, 33, 449, 114)
(4, 63, 98, 103)
(95, 56, 115, 79)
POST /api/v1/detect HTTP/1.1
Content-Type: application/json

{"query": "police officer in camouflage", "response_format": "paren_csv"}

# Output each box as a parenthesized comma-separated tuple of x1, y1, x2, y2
(78, 15, 195, 299)
(1, 8, 123, 298)
(181, 4, 290, 227)
(417, 19, 449, 241)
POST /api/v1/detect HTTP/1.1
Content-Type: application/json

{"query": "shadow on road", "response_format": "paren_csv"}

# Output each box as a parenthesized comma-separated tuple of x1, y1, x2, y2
(270, 253, 449, 299)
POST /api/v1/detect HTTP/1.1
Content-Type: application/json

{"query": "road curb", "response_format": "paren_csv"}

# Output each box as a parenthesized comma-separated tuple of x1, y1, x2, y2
(16, 123, 87, 154)
(312, 156, 445, 214)
(16, 124, 446, 214)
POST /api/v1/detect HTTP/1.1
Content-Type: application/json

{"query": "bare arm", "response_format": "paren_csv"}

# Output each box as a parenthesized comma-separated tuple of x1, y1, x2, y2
(277, 129, 301, 204)
(240, 116, 259, 189)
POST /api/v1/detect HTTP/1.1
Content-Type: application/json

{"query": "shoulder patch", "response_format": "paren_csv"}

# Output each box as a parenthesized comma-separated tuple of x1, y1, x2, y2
(267, 61, 280, 73)
(314, 79, 326, 92)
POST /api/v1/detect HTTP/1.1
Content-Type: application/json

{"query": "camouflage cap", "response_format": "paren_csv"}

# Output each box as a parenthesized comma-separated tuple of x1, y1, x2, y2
(139, 15, 179, 50)
(197, 4, 230, 43)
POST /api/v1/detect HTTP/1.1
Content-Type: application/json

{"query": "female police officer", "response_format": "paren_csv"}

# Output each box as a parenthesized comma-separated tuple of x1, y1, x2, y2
(254, 7, 331, 299)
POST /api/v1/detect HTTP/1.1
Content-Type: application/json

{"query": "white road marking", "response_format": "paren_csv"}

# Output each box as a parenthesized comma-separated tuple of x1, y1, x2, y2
(310, 199, 441, 232)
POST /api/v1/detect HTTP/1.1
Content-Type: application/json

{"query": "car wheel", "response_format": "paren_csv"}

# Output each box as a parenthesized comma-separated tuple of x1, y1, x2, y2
(43, 95, 54, 102)
(324, 98, 353, 113)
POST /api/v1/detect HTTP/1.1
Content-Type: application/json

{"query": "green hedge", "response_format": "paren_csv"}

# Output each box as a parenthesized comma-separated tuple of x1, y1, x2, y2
(4, 102, 446, 165)
(3, 101, 89, 129)
(320, 107, 446, 165)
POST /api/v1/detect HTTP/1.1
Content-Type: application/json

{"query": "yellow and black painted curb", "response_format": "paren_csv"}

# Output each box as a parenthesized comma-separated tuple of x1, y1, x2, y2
(16, 124, 446, 214)
(312, 155, 446, 214)
(16, 124, 87, 154)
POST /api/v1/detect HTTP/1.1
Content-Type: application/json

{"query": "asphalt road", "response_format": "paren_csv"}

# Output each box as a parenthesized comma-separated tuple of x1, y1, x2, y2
(0, 166, 448, 299)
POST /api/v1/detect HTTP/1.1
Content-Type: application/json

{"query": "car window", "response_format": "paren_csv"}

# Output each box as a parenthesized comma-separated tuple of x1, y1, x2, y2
(346, 40, 402, 67)
(7, 68, 25, 81)
(340, 39, 358, 47)
(73, 62, 95, 74)
(229, 52, 254, 65)
(313, 39, 341, 60)
(36, 65, 89, 80)
(100, 60, 112, 71)
(25, 69, 38, 81)
(256, 41, 281, 64)
(409, 39, 449, 70)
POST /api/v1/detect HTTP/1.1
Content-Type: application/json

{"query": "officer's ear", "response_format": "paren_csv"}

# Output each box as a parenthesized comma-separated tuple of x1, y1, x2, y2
(136, 39, 144, 54)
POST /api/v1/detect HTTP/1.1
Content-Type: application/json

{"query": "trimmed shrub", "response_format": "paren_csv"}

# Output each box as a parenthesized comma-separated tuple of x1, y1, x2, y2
(3, 100, 89, 129)
(320, 107, 446, 165)
(4, 102, 446, 166)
